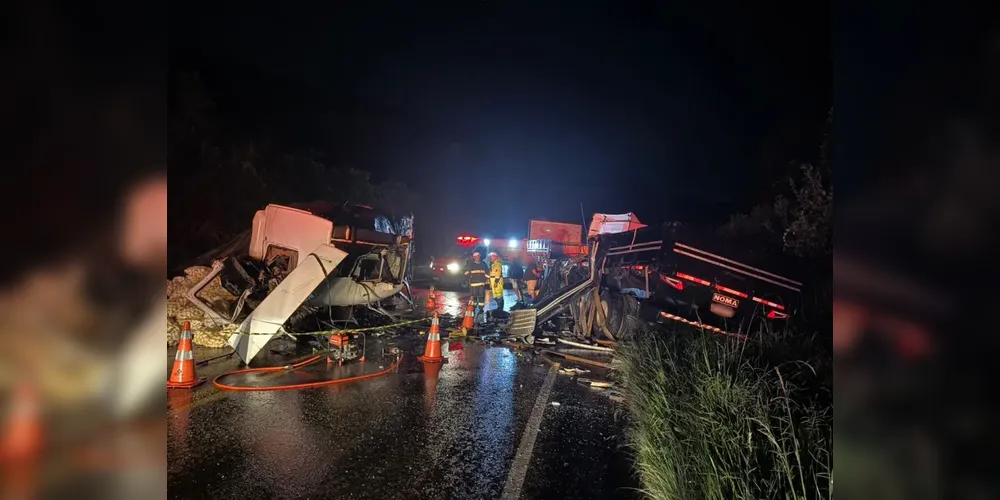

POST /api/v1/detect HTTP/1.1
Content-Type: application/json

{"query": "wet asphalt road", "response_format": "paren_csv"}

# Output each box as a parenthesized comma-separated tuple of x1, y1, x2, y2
(168, 287, 639, 500)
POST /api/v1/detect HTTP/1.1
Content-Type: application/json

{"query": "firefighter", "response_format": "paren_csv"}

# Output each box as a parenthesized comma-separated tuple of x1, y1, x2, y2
(464, 251, 489, 323)
(488, 251, 505, 316)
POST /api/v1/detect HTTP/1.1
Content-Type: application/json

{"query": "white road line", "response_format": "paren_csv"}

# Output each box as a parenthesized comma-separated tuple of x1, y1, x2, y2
(501, 363, 559, 500)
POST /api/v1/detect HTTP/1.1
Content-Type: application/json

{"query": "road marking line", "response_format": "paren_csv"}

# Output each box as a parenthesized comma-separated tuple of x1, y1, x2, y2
(501, 362, 559, 500)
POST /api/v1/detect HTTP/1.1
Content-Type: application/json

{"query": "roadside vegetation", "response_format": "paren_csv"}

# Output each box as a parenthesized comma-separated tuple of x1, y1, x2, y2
(618, 112, 833, 500)
(618, 323, 832, 500)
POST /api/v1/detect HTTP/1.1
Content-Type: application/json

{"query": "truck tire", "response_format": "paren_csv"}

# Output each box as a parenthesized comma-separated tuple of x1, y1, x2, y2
(599, 289, 643, 340)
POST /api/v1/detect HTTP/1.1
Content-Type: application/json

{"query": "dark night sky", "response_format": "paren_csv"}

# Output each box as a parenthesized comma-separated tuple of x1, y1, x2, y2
(170, 2, 830, 256)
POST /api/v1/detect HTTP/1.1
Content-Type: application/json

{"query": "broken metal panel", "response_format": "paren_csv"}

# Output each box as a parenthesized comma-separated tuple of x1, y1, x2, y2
(184, 260, 230, 327)
(248, 204, 335, 266)
(305, 278, 402, 307)
(229, 243, 348, 364)
(588, 213, 647, 238)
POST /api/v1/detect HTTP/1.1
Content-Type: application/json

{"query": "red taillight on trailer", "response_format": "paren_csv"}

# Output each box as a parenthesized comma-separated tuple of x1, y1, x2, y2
(660, 275, 684, 290)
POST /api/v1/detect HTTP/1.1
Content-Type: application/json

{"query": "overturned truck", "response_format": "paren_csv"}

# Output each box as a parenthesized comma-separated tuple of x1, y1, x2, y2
(183, 202, 414, 364)
(509, 213, 803, 341)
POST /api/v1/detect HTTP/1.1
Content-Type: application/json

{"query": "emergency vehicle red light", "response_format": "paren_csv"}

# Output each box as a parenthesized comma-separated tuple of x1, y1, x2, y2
(766, 310, 789, 320)
(456, 235, 480, 246)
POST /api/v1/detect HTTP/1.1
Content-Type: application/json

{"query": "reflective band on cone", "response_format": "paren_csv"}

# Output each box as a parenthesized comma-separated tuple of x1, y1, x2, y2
(425, 285, 438, 314)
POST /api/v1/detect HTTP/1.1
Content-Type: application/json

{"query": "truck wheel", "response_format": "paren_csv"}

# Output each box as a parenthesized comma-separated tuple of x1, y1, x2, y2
(600, 290, 642, 340)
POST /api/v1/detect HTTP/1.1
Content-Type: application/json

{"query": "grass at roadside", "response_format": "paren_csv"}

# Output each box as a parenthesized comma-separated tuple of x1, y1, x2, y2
(617, 325, 832, 500)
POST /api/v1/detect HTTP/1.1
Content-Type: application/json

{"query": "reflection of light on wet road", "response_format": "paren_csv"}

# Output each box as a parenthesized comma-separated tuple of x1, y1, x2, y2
(420, 341, 473, 493)
(234, 390, 329, 497)
(167, 390, 194, 472)
(474, 348, 517, 475)
(412, 287, 521, 315)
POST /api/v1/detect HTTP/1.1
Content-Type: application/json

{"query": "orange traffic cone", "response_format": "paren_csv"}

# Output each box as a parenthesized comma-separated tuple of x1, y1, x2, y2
(417, 313, 445, 362)
(425, 285, 438, 313)
(0, 382, 43, 464)
(461, 297, 475, 331)
(1, 382, 41, 500)
(168, 321, 206, 389)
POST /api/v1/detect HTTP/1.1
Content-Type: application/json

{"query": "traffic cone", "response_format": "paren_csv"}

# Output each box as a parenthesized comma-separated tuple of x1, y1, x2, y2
(417, 313, 445, 362)
(425, 285, 438, 313)
(460, 297, 475, 332)
(0, 382, 43, 463)
(1, 383, 41, 500)
(168, 321, 206, 389)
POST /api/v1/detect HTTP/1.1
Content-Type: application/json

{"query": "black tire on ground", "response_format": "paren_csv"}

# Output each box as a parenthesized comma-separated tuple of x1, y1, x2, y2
(599, 289, 643, 340)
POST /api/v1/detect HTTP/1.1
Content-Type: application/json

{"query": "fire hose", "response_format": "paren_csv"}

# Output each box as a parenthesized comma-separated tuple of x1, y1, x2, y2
(212, 351, 403, 392)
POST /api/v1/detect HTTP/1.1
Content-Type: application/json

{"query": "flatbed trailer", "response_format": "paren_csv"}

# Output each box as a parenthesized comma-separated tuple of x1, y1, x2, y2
(507, 213, 803, 341)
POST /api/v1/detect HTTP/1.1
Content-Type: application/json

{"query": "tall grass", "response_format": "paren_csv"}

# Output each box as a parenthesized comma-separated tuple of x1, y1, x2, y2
(617, 325, 832, 500)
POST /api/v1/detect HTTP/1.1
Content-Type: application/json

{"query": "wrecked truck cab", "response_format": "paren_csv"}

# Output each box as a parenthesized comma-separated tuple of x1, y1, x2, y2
(186, 202, 414, 364)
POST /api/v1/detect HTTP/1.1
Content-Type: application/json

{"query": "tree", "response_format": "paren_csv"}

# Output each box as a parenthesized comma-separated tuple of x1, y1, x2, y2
(168, 71, 418, 269)
(720, 108, 832, 260)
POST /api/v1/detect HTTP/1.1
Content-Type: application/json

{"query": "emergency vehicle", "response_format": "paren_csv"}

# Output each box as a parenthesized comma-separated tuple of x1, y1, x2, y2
(429, 220, 588, 290)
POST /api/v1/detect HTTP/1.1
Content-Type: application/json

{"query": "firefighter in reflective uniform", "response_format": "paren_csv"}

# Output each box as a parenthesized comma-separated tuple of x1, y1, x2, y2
(464, 251, 489, 324)
(488, 252, 505, 316)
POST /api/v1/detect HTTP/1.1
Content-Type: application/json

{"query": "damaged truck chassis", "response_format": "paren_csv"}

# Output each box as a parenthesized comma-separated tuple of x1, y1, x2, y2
(184, 203, 415, 364)
(509, 213, 802, 342)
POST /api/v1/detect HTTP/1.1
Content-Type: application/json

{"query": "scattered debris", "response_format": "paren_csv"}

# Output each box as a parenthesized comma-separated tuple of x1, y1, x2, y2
(541, 349, 614, 370)
(166, 266, 238, 348)
(576, 378, 613, 388)
(550, 401, 561, 407)
(557, 338, 615, 353)
(605, 390, 626, 403)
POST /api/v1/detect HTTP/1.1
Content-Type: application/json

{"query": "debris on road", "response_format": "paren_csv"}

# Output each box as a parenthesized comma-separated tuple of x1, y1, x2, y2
(541, 349, 614, 370)
(557, 338, 614, 353)
(576, 378, 613, 389)
(550, 401, 561, 407)
(605, 391, 626, 403)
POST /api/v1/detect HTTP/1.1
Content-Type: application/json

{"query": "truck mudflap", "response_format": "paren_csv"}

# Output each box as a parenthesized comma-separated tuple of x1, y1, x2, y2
(228, 243, 348, 364)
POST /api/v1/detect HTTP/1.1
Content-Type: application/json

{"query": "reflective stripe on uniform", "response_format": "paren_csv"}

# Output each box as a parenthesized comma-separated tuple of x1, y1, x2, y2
(470, 282, 486, 287)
